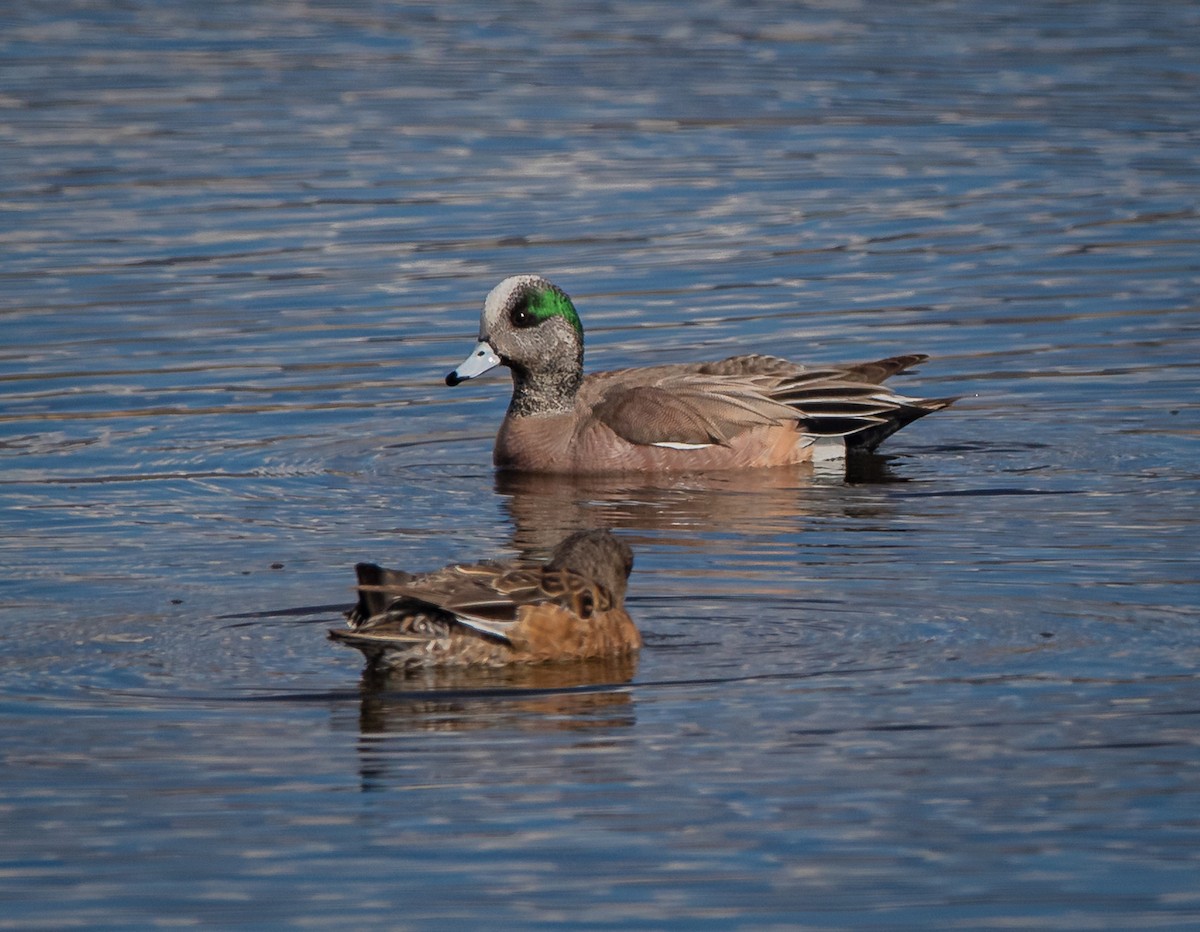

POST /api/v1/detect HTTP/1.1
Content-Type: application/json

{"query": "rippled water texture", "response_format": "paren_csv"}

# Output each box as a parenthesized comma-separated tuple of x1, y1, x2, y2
(2, 2, 1199, 928)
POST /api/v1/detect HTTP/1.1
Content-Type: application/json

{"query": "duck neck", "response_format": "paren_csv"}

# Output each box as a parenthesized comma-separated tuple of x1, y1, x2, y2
(507, 357, 583, 418)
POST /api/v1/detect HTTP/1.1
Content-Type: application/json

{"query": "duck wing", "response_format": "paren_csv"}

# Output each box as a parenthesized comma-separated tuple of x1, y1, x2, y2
(590, 375, 797, 447)
(584, 354, 954, 450)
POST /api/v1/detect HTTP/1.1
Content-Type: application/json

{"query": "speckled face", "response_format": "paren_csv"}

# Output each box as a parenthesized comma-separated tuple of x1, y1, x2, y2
(446, 275, 584, 387)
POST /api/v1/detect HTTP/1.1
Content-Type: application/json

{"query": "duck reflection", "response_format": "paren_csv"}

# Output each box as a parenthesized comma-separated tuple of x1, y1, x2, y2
(344, 653, 639, 734)
(332, 657, 639, 792)
(497, 454, 903, 556)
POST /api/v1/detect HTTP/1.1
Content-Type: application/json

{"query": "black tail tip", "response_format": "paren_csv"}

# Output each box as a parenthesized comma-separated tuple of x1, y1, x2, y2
(354, 562, 384, 586)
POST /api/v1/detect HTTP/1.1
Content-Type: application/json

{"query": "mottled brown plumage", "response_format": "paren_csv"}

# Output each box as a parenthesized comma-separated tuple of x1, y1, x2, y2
(446, 275, 956, 474)
(329, 529, 640, 671)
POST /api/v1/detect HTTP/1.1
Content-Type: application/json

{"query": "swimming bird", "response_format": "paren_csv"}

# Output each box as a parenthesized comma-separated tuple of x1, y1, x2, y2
(329, 529, 639, 671)
(446, 275, 955, 474)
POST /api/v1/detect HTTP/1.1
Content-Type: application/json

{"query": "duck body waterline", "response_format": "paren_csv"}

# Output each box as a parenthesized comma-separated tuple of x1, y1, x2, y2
(447, 275, 956, 475)
(330, 529, 640, 672)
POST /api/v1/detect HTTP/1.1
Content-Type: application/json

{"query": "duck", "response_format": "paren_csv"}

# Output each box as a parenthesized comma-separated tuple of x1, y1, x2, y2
(329, 529, 640, 671)
(446, 275, 956, 474)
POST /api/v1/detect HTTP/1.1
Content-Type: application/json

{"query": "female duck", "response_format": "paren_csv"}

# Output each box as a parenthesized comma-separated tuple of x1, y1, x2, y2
(330, 529, 639, 671)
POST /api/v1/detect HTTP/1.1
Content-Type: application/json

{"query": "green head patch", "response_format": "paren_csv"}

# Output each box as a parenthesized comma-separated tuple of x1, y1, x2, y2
(509, 281, 582, 338)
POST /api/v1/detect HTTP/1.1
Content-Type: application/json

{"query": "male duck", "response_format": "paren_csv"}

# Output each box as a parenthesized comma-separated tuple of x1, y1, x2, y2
(329, 529, 640, 671)
(447, 275, 955, 474)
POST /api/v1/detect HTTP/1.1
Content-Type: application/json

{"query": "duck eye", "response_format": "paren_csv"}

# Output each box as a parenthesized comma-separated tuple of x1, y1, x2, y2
(509, 298, 538, 329)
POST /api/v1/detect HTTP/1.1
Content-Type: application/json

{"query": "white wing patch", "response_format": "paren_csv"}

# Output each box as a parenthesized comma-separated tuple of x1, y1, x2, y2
(651, 441, 715, 450)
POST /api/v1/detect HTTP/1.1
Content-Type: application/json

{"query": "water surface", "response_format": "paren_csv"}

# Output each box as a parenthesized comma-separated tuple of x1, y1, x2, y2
(2, 1, 1199, 928)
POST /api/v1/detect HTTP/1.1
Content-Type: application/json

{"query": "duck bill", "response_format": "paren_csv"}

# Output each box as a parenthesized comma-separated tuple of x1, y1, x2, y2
(445, 341, 501, 386)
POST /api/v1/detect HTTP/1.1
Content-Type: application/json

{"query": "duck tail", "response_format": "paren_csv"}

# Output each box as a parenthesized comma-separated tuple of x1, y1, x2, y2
(346, 563, 407, 627)
(846, 396, 958, 453)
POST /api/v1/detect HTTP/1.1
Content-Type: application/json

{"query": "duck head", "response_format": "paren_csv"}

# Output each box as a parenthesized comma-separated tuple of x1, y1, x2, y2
(446, 275, 586, 416)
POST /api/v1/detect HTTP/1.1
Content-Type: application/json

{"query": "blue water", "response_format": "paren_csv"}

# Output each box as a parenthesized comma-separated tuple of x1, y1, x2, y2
(2, 1, 1199, 928)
